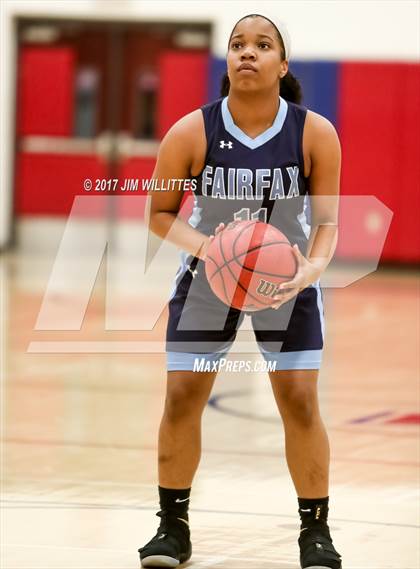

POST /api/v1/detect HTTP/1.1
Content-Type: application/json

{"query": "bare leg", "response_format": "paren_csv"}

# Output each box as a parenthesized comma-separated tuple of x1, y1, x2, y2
(269, 369, 330, 497)
(158, 370, 217, 488)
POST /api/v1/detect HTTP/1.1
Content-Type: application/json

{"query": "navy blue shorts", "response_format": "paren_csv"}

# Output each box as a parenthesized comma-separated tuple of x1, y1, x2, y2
(166, 256, 324, 371)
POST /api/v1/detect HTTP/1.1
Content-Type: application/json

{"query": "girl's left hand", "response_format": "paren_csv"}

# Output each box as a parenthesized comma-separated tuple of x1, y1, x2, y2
(270, 244, 321, 309)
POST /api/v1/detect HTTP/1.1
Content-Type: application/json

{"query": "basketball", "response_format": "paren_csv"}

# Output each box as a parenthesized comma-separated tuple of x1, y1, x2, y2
(205, 220, 298, 311)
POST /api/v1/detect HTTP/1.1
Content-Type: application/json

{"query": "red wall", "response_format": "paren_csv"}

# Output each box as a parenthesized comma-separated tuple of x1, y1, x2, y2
(15, 47, 208, 219)
(14, 47, 420, 263)
(15, 154, 108, 215)
(18, 46, 75, 136)
(338, 63, 420, 262)
(157, 50, 209, 138)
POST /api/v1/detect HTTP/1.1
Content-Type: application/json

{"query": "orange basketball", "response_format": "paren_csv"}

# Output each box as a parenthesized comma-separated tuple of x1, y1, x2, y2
(205, 220, 297, 311)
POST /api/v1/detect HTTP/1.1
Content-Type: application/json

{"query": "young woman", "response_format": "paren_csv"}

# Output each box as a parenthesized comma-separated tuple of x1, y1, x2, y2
(139, 13, 342, 569)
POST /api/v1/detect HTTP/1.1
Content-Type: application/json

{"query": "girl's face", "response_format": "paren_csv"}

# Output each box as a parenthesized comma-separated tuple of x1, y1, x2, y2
(227, 16, 288, 94)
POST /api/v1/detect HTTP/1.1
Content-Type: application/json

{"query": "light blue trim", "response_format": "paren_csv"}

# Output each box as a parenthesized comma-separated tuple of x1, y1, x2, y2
(314, 281, 325, 339)
(168, 196, 203, 301)
(168, 251, 188, 301)
(188, 194, 202, 229)
(258, 348, 323, 370)
(221, 96, 288, 149)
(297, 194, 311, 239)
(167, 351, 228, 371)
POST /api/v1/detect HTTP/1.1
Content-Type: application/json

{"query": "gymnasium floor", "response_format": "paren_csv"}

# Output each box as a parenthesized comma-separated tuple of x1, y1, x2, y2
(1, 238, 419, 569)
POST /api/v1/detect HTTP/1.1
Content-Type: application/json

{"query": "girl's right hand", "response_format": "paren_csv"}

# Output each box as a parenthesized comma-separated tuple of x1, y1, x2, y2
(200, 223, 226, 260)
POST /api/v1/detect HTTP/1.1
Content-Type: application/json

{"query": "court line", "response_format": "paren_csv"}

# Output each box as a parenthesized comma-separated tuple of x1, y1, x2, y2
(6, 475, 418, 510)
(3, 540, 294, 564)
(3, 436, 418, 468)
(1, 545, 381, 569)
(4, 381, 418, 438)
(2, 499, 419, 529)
(207, 391, 419, 439)
(4, 476, 155, 488)
(5, 380, 417, 408)
(191, 556, 229, 567)
(4, 542, 130, 553)
(328, 425, 418, 439)
(349, 411, 394, 423)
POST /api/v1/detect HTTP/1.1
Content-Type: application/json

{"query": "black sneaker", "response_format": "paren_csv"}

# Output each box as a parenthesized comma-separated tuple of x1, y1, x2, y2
(138, 510, 192, 568)
(298, 522, 342, 569)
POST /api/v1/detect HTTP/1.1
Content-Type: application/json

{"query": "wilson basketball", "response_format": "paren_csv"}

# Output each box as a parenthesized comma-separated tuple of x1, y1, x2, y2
(205, 220, 298, 311)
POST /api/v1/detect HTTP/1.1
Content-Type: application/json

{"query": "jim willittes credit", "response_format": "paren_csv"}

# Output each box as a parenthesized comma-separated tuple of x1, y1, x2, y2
(83, 178, 197, 192)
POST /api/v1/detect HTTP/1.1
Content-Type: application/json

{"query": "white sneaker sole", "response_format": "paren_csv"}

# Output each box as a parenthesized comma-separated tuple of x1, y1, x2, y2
(141, 555, 180, 567)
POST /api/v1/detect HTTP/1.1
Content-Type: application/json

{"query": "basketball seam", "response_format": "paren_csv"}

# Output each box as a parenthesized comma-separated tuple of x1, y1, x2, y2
(232, 241, 295, 277)
(217, 230, 232, 306)
(208, 253, 257, 309)
(210, 239, 294, 279)
(206, 222, 298, 310)
(232, 220, 258, 258)
(219, 223, 269, 309)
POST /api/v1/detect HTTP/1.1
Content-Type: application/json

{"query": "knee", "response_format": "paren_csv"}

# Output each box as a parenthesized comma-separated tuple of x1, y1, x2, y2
(163, 382, 206, 423)
(279, 385, 318, 428)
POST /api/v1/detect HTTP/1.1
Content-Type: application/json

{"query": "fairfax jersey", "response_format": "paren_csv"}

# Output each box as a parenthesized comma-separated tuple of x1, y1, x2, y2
(188, 96, 312, 251)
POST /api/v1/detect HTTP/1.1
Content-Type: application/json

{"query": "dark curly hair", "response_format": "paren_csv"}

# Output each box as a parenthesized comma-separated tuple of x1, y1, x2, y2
(220, 13, 302, 104)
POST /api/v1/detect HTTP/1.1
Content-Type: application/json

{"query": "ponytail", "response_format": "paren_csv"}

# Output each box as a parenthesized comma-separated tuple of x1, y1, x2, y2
(279, 70, 302, 104)
(219, 69, 302, 104)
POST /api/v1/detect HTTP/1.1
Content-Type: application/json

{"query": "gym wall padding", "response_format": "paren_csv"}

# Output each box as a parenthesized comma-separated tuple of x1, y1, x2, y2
(15, 154, 107, 215)
(157, 50, 209, 138)
(15, 46, 420, 262)
(207, 57, 339, 125)
(338, 62, 420, 262)
(18, 47, 75, 136)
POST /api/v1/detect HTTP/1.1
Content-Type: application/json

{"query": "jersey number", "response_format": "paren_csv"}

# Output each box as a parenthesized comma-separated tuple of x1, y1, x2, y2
(233, 207, 268, 223)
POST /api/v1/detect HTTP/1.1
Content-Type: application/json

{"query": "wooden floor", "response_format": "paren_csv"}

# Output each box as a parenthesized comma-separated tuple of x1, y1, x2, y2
(1, 250, 419, 569)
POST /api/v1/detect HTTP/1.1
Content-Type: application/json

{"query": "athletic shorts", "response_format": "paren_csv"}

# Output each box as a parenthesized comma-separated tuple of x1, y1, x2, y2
(166, 256, 324, 372)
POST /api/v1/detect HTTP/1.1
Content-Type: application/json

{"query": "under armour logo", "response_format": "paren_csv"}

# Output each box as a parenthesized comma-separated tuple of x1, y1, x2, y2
(219, 140, 233, 149)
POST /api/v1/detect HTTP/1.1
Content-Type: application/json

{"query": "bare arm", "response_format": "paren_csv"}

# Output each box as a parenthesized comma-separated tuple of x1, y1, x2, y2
(146, 110, 210, 259)
(305, 110, 341, 274)
(272, 112, 341, 307)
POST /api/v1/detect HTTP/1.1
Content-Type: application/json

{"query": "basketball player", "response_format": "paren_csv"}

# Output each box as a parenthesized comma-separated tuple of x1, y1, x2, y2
(139, 13, 342, 569)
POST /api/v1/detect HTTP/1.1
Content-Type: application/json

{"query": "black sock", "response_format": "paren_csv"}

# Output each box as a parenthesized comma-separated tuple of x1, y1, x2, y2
(159, 486, 191, 522)
(298, 496, 329, 528)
